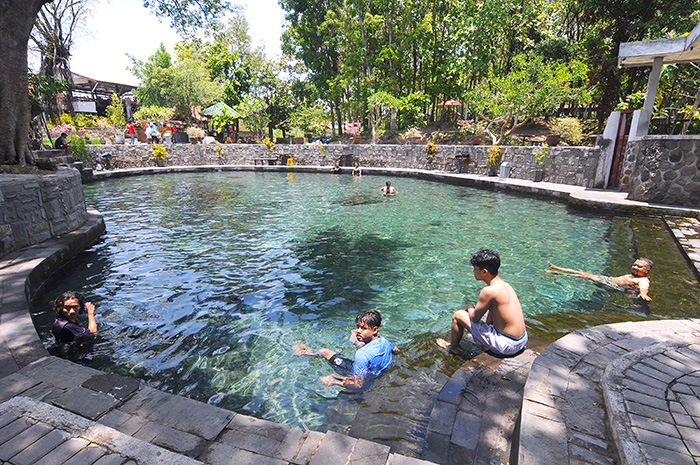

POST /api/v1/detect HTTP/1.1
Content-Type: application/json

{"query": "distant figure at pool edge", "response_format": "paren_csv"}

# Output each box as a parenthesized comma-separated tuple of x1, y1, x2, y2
(293, 310, 398, 389)
(437, 248, 527, 357)
(352, 162, 362, 176)
(546, 258, 653, 301)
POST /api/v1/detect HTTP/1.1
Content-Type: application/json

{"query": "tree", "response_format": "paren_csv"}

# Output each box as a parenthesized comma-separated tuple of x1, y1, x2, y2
(465, 54, 591, 145)
(557, 0, 700, 129)
(0, 0, 229, 164)
(1, 0, 51, 164)
(128, 44, 175, 108)
(30, 0, 90, 119)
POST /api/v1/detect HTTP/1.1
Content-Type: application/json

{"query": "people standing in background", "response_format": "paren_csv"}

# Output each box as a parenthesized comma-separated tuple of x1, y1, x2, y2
(127, 120, 136, 144)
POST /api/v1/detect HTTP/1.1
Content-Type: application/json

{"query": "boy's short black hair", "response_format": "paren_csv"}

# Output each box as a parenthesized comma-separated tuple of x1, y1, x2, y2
(356, 310, 382, 328)
(53, 291, 85, 318)
(469, 248, 500, 275)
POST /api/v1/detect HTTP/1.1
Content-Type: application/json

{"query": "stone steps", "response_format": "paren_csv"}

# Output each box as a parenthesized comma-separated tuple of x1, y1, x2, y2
(0, 356, 437, 465)
(0, 395, 201, 465)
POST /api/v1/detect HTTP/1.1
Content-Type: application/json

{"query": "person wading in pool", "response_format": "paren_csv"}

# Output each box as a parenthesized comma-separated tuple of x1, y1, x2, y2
(437, 248, 527, 357)
(293, 310, 398, 389)
(546, 258, 653, 301)
(49, 291, 98, 363)
(380, 181, 397, 195)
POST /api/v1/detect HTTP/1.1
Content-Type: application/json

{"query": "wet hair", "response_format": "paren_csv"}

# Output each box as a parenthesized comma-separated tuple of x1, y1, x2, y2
(638, 257, 654, 270)
(356, 310, 382, 328)
(385, 181, 391, 187)
(52, 291, 85, 318)
(469, 248, 500, 275)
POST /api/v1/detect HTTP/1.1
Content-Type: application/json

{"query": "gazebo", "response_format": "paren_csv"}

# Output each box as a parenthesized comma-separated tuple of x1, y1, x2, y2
(617, 22, 700, 140)
(201, 102, 236, 117)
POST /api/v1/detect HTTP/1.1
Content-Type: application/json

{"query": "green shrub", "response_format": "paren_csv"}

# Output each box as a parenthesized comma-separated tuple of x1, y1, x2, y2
(73, 113, 97, 129)
(58, 112, 75, 126)
(67, 134, 90, 162)
(553, 117, 584, 145)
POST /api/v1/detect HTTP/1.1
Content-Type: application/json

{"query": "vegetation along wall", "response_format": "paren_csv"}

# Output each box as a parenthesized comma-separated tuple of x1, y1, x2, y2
(0, 168, 87, 258)
(86, 143, 605, 188)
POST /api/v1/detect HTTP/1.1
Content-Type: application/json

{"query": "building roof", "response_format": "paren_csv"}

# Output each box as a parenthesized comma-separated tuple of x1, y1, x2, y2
(71, 72, 137, 98)
(618, 22, 700, 67)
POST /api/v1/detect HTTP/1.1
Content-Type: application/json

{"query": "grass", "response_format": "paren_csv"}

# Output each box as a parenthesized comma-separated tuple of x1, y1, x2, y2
(0, 164, 56, 175)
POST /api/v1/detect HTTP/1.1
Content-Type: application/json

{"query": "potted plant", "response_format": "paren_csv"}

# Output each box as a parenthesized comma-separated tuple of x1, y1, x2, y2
(151, 143, 168, 166)
(425, 140, 438, 169)
(532, 144, 548, 182)
(545, 133, 561, 146)
(186, 126, 205, 143)
(486, 146, 502, 176)
(261, 137, 275, 154)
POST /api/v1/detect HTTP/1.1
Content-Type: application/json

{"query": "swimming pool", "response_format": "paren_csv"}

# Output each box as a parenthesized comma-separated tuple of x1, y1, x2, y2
(30, 171, 700, 455)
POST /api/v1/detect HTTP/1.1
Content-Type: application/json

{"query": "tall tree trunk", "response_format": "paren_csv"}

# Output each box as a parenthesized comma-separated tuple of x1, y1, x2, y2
(0, 0, 51, 164)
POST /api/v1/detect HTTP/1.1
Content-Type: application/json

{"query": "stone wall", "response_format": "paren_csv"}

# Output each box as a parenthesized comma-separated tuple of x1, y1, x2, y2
(620, 136, 700, 208)
(0, 168, 87, 258)
(87, 142, 603, 187)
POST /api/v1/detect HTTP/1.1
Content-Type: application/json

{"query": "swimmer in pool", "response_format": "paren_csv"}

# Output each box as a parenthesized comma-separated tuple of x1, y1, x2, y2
(293, 310, 398, 389)
(546, 258, 653, 301)
(380, 181, 397, 195)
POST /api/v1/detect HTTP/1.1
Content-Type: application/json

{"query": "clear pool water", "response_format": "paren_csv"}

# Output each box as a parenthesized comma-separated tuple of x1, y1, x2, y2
(33, 171, 628, 452)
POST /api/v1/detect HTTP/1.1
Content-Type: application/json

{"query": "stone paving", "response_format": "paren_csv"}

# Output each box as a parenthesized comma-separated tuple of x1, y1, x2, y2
(2, 166, 700, 465)
(519, 319, 700, 465)
(666, 217, 700, 280)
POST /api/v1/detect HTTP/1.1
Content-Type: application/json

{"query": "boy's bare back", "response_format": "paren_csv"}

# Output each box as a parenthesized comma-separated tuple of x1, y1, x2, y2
(478, 276, 526, 339)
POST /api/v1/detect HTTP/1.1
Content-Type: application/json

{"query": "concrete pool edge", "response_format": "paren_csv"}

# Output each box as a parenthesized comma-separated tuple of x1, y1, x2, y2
(84, 165, 700, 220)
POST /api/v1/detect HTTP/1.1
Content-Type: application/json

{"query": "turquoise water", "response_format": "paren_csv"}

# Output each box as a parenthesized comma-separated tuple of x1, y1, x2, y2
(32, 171, 615, 451)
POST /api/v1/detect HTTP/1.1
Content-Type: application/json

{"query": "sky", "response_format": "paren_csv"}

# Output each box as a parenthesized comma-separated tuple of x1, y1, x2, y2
(66, 0, 286, 86)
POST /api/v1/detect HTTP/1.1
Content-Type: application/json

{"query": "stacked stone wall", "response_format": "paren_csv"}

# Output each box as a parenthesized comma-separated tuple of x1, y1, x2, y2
(0, 168, 87, 258)
(620, 136, 700, 208)
(87, 142, 603, 187)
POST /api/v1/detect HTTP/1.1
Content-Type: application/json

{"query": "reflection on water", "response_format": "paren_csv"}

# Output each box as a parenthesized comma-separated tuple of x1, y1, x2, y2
(29, 172, 700, 456)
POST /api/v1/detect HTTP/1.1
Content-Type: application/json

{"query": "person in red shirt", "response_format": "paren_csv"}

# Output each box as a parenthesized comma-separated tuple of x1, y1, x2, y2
(127, 120, 136, 144)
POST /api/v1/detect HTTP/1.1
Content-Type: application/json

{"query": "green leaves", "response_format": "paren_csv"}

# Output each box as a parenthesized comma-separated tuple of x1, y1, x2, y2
(465, 53, 591, 144)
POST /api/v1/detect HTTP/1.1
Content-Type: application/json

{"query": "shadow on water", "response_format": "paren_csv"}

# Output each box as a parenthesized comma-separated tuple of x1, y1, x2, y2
(528, 216, 700, 342)
(284, 226, 413, 317)
(334, 193, 383, 206)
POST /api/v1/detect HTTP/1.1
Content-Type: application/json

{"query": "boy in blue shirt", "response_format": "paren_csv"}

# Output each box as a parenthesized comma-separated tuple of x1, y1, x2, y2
(293, 310, 398, 389)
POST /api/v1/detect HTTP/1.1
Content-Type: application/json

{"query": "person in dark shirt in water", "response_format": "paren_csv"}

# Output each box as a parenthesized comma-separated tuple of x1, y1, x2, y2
(50, 291, 97, 362)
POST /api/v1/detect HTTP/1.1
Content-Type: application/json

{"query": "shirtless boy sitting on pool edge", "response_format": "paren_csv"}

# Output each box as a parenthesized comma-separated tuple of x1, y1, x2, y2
(437, 248, 528, 357)
(546, 257, 653, 301)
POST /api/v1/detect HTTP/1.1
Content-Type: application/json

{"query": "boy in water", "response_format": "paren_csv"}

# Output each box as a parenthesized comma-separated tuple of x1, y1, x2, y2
(293, 310, 398, 389)
(437, 248, 528, 357)
(49, 291, 98, 363)
(546, 258, 653, 301)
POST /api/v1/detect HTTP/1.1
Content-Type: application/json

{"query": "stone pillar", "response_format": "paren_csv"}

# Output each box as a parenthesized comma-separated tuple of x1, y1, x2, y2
(629, 57, 663, 141)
